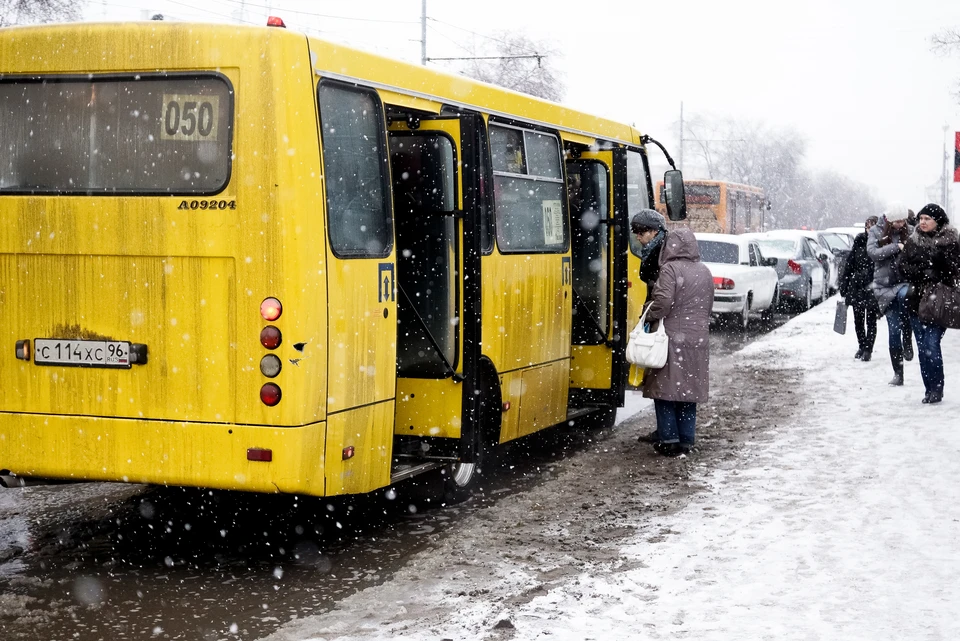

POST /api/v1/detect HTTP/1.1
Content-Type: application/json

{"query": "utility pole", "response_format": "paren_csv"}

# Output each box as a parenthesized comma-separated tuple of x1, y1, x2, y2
(943, 124, 950, 210)
(421, 0, 427, 65)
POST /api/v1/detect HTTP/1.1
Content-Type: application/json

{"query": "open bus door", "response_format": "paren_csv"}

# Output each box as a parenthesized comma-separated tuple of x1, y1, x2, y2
(386, 112, 490, 495)
(566, 148, 629, 425)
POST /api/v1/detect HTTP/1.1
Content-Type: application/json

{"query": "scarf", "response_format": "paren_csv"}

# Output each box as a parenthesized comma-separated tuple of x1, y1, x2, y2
(640, 229, 665, 261)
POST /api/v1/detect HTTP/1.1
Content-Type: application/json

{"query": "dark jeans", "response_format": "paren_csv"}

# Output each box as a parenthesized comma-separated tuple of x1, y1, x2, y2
(654, 399, 697, 445)
(885, 286, 910, 350)
(851, 298, 879, 353)
(910, 315, 946, 394)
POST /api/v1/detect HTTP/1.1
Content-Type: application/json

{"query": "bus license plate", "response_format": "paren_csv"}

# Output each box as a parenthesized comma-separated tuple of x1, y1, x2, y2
(34, 339, 132, 368)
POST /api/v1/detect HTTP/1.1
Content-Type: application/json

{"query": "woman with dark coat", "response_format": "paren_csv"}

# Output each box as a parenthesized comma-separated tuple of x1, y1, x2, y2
(641, 227, 714, 456)
(897, 203, 960, 403)
(838, 216, 880, 360)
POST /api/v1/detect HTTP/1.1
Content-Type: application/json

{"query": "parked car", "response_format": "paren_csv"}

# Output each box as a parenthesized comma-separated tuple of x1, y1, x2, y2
(695, 233, 780, 328)
(743, 233, 827, 311)
(824, 226, 863, 246)
(764, 229, 839, 295)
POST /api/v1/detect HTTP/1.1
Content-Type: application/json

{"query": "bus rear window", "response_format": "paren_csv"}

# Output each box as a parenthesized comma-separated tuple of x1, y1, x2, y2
(0, 73, 233, 195)
(697, 240, 740, 265)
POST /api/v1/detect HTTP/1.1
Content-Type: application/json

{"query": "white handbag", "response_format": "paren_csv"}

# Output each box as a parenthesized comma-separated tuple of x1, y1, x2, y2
(626, 306, 669, 369)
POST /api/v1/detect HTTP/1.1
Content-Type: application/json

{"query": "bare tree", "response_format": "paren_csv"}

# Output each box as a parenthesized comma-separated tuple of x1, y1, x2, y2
(456, 31, 565, 102)
(0, 0, 83, 26)
(677, 113, 882, 229)
(932, 28, 960, 52)
(932, 28, 960, 100)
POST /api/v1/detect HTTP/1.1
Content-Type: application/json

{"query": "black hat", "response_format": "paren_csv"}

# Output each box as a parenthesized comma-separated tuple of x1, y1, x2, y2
(917, 203, 949, 229)
(630, 209, 666, 234)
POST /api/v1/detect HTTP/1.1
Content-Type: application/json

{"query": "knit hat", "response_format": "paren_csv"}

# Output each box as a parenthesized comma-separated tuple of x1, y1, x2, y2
(917, 203, 949, 229)
(883, 204, 909, 222)
(630, 209, 666, 234)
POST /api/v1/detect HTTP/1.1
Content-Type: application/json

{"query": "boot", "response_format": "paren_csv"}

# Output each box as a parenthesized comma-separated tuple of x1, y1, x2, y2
(888, 348, 904, 386)
(902, 327, 914, 361)
(854, 349, 864, 360)
(861, 350, 872, 362)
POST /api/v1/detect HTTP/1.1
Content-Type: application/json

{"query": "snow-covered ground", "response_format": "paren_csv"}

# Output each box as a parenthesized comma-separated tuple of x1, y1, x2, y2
(261, 300, 960, 641)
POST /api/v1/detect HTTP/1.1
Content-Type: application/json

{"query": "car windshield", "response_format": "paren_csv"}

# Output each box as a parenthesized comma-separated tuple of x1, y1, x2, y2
(755, 239, 797, 259)
(821, 233, 850, 250)
(697, 240, 740, 264)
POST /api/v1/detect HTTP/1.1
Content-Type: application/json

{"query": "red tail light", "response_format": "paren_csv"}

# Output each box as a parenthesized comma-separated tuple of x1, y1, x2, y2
(713, 276, 735, 290)
(260, 326, 282, 349)
(247, 448, 273, 462)
(266, 16, 286, 27)
(260, 383, 282, 406)
(787, 259, 803, 275)
(260, 297, 282, 321)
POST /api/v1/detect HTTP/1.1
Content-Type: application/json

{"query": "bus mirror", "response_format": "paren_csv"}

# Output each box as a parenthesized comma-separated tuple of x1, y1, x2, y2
(663, 170, 687, 221)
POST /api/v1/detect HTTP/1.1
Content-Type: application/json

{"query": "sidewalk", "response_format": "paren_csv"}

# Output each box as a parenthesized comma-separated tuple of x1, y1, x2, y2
(263, 299, 960, 641)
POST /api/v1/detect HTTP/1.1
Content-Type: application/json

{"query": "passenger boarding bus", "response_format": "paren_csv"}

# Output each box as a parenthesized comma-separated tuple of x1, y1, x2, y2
(0, 20, 685, 501)
(656, 179, 764, 234)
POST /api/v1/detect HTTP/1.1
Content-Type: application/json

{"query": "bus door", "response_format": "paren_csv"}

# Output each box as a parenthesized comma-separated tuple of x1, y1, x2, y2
(318, 81, 398, 495)
(567, 149, 627, 406)
(387, 116, 468, 459)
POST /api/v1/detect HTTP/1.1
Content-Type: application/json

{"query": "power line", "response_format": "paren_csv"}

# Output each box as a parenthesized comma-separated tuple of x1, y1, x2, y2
(212, 0, 418, 24)
(426, 23, 477, 58)
(164, 0, 262, 25)
(425, 16, 541, 57)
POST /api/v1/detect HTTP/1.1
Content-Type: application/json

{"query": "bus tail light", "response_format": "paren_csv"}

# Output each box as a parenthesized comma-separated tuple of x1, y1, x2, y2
(266, 16, 286, 28)
(247, 448, 273, 462)
(260, 326, 282, 349)
(260, 297, 282, 321)
(787, 259, 803, 275)
(342, 446, 355, 460)
(260, 383, 282, 406)
(260, 354, 282, 378)
(713, 277, 735, 290)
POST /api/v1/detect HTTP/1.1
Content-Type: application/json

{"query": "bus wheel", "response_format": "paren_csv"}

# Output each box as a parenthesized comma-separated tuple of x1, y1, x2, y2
(442, 373, 501, 505)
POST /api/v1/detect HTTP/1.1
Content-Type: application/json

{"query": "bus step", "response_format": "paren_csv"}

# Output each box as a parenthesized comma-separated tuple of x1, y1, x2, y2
(389, 462, 444, 485)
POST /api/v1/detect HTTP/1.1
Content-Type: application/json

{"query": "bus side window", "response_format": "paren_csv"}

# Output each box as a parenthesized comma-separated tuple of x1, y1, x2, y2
(490, 124, 566, 253)
(318, 82, 392, 258)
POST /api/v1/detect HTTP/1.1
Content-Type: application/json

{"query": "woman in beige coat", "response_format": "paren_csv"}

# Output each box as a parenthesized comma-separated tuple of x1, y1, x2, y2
(642, 227, 714, 456)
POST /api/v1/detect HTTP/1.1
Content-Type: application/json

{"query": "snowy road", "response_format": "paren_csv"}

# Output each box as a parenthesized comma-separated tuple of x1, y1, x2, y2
(9, 301, 948, 641)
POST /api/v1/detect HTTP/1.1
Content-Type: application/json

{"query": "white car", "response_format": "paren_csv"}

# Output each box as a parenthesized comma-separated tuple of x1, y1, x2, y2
(695, 233, 780, 329)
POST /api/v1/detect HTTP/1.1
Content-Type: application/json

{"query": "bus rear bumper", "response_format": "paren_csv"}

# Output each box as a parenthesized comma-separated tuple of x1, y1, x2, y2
(0, 412, 329, 495)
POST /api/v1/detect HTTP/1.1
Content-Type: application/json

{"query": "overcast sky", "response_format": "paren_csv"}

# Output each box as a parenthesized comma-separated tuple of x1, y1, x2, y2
(86, 0, 960, 214)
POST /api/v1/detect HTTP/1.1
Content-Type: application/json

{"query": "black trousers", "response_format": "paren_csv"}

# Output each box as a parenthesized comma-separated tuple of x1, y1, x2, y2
(851, 298, 879, 353)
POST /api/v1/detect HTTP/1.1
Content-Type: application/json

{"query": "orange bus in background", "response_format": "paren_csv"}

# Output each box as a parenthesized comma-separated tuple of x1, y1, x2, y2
(656, 180, 766, 234)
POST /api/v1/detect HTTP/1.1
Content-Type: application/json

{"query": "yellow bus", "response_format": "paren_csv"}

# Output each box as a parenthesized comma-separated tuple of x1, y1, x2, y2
(0, 20, 684, 500)
(656, 179, 765, 234)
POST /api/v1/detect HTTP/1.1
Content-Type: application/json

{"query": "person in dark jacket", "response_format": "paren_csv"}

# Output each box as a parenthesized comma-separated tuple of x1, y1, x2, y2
(866, 205, 914, 385)
(630, 209, 667, 289)
(897, 203, 960, 403)
(641, 227, 714, 456)
(838, 216, 880, 360)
